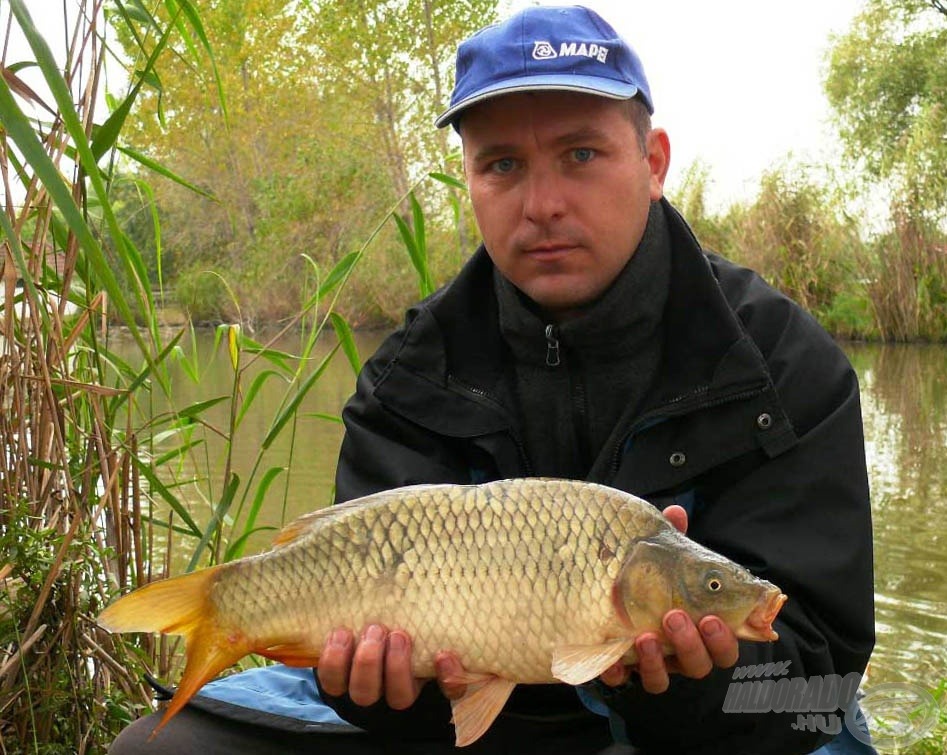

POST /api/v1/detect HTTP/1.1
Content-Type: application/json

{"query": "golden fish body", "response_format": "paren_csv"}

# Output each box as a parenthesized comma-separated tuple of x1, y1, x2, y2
(216, 479, 652, 680)
(99, 478, 786, 746)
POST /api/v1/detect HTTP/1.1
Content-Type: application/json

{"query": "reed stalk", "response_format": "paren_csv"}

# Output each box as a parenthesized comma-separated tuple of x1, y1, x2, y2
(0, 2, 360, 750)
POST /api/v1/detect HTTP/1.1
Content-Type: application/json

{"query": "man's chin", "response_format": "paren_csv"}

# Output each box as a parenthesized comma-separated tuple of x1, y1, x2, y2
(520, 282, 600, 320)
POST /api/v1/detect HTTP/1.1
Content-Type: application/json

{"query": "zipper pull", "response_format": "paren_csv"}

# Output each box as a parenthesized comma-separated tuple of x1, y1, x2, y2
(545, 324, 561, 367)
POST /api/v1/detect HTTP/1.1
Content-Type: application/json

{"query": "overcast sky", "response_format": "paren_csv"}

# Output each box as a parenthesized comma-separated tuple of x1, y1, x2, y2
(508, 0, 867, 208)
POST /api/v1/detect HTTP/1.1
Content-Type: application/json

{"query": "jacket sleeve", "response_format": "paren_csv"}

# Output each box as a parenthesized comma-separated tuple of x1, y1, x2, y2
(595, 299, 874, 754)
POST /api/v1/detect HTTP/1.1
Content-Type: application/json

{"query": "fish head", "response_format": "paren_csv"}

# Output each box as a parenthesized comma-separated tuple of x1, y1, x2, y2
(615, 530, 786, 642)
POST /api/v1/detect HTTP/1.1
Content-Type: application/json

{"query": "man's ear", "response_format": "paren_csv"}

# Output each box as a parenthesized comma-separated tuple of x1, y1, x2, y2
(646, 128, 671, 201)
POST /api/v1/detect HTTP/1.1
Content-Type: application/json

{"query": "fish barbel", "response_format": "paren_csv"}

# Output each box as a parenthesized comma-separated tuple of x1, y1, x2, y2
(98, 478, 786, 746)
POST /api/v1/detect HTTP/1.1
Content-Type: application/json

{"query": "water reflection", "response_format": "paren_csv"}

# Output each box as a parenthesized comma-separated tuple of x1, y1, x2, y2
(109, 333, 947, 691)
(847, 343, 947, 689)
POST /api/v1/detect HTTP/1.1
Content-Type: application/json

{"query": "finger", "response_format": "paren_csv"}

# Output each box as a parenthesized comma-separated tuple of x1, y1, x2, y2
(634, 634, 670, 694)
(348, 624, 388, 706)
(435, 652, 467, 701)
(599, 660, 631, 687)
(384, 630, 424, 710)
(698, 616, 740, 668)
(317, 628, 354, 697)
(664, 611, 713, 679)
(662, 505, 688, 534)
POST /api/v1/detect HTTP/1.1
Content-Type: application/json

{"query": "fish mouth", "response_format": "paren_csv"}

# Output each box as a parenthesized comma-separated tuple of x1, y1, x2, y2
(735, 586, 787, 642)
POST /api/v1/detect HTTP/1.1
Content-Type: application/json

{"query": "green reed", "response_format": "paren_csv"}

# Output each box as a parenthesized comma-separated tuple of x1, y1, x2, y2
(0, 3, 457, 750)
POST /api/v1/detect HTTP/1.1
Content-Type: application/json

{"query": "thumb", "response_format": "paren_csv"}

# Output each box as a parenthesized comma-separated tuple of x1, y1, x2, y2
(435, 652, 467, 700)
(662, 504, 688, 534)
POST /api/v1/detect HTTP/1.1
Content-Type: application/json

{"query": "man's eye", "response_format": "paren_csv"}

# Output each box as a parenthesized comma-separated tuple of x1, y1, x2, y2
(572, 148, 596, 163)
(490, 158, 517, 174)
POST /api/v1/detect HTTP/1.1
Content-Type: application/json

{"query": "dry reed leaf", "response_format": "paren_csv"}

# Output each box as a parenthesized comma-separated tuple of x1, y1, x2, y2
(1, 65, 56, 117)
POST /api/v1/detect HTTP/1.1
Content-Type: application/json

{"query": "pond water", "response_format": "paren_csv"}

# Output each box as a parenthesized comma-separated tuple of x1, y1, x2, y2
(847, 343, 947, 691)
(110, 330, 947, 693)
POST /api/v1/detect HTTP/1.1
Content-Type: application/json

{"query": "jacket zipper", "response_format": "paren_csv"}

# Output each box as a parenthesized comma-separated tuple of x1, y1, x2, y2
(544, 324, 561, 367)
(545, 324, 592, 471)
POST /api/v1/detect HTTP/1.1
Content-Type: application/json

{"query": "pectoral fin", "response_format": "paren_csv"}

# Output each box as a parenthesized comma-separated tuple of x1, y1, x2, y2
(551, 637, 636, 685)
(449, 676, 516, 747)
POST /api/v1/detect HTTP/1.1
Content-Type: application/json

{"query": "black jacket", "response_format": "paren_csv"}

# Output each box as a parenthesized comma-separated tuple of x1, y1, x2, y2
(327, 200, 874, 754)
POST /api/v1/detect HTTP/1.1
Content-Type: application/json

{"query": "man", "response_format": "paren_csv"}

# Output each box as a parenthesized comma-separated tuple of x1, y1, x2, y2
(109, 6, 874, 754)
(317, 5, 875, 753)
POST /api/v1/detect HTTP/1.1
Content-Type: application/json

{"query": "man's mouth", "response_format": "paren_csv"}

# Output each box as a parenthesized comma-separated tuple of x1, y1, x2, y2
(523, 244, 578, 260)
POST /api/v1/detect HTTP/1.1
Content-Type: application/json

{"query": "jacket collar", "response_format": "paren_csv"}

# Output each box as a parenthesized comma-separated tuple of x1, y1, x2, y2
(374, 199, 774, 437)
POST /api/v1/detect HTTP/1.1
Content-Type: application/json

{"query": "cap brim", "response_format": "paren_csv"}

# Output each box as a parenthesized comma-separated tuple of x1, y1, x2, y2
(434, 75, 640, 129)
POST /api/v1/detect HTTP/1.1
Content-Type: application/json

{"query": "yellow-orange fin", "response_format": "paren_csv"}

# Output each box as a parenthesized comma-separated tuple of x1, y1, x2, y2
(450, 676, 516, 747)
(271, 498, 367, 547)
(271, 486, 444, 548)
(152, 623, 252, 735)
(98, 566, 249, 735)
(439, 668, 495, 687)
(551, 637, 636, 685)
(254, 638, 323, 667)
(98, 566, 223, 635)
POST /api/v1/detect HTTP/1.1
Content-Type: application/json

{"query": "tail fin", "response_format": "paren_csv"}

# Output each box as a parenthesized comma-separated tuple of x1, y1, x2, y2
(98, 566, 251, 735)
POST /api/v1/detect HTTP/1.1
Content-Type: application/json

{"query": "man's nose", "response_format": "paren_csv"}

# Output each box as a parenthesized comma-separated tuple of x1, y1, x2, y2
(522, 165, 567, 223)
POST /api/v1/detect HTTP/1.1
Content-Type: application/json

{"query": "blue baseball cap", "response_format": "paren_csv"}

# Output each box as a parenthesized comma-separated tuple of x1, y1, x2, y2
(435, 5, 653, 129)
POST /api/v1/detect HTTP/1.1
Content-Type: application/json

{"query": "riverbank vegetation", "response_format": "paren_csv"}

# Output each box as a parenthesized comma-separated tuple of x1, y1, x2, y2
(103, 0, 947, 342)
(1, 1, 946, 752)
(0, 1, 488, 750)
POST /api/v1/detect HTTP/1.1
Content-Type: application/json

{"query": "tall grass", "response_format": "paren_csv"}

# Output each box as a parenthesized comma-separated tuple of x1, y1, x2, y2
(0, 3, 455, 750)
(0, 1, 165, 749)
(0, 2, 339, 750)
(670, 161, 947, 342)
(863, 199, 947, 342)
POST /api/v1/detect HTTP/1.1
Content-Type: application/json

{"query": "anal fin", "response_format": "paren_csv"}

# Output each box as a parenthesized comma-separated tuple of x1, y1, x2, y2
(254, 638, 324, 667)
(449, 676, 516, 747)
(551, 637, 636, 685)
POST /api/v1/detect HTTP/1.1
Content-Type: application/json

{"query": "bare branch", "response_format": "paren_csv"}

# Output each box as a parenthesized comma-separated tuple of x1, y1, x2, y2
(931, 0, 947, 18)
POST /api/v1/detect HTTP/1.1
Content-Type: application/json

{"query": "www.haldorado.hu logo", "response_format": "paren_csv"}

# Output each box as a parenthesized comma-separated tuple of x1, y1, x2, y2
(723, 662, 939, 749)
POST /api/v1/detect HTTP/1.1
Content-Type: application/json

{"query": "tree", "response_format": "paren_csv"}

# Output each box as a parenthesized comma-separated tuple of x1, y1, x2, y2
(112, 0, 497, 324)
(305, 0, 497, 275)
(825, 0, 947, 220)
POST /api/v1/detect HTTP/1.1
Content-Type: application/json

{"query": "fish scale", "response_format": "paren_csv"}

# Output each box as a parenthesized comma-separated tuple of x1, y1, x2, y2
(209, 480, 636, 681)
(98, 478, 786, 747)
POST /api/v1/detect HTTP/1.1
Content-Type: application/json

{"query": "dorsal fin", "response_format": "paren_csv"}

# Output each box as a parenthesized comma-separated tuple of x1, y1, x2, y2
(270, 485, 447, 548)
(271, 500, 361, 547)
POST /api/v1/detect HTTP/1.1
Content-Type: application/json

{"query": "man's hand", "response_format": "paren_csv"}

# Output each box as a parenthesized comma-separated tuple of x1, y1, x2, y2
(599, 504, 740, 693)
(317, 624, 467, 709)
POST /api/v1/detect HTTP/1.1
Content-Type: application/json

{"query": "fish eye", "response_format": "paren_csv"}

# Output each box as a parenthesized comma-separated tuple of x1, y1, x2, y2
(707, 577, 723, 592)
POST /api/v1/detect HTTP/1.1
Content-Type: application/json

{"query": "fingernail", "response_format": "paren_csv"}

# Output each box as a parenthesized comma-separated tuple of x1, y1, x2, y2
(702, 618, 723, 637)
(364, 625, 385, 643)
(388, 632, 408, 653)
(329, 629, 349, 648)
(641, 638, 661, 657)
(667, 611, 687, 633)
(435, 656, 455, 676)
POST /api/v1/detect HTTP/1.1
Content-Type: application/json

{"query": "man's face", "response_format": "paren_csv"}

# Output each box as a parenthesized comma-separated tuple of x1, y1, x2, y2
(461, 91, 669, 319)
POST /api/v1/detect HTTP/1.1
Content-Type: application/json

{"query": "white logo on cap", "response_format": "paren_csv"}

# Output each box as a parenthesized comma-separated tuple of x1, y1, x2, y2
(558, 42, 609, 63)
(532, 41, 558, 60)
(532, 40, 610, 63)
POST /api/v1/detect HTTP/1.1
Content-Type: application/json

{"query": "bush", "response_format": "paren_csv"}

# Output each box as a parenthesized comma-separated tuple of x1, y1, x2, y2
(175, 268, 232, 324)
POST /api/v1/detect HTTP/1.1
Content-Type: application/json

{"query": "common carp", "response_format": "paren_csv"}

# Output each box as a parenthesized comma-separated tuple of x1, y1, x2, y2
(98, 478, 786, 746)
